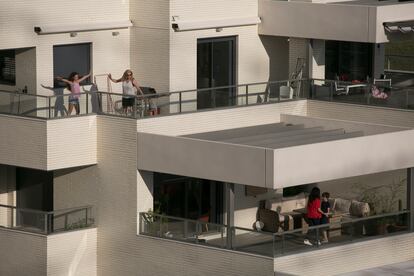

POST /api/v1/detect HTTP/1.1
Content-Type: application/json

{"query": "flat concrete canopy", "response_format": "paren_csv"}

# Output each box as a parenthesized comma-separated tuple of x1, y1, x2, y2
(259, 0, 414, 43)
(137, 115, 414, 188)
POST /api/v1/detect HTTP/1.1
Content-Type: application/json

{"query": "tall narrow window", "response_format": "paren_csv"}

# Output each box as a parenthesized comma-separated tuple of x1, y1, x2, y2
(0, 50, 16, 85)
(53, 43, 91, 87)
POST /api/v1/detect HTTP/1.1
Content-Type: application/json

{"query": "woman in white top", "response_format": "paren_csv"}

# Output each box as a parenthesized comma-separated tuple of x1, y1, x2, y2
(108, 69, 143, 114)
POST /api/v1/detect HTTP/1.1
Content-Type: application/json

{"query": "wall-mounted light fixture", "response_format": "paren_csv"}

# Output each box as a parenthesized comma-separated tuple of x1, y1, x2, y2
(112, 31, 120, 36)
(172, 17, 261, 32)
(34, 20, 133, 35)
(70, 32, 77, 37)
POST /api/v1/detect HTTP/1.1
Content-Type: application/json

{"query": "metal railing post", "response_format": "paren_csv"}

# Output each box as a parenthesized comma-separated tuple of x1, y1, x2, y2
(179, 92, 182, 113)
(184, 219, 188, 239)
(272, 234, 276, 257)
(316, 227, 320, 248)
(133, 97, 137, 118)
(48, 97, 51, 118)
(86, 93, 89, 114)
(406, 90, 409, 109)
(64, 213, 68, 229)
(159, 216, 163, 238)
(195, 221, 200, 244)
(330, 82, 334, 101)
(245, 85, 249, 105)
(85, 207, 88, 225)
(44, 213, 48, 234)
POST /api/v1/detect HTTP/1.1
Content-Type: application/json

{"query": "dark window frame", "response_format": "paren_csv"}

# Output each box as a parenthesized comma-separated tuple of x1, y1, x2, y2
(0, 49, 16, 85)
(53, 43, 92, 88)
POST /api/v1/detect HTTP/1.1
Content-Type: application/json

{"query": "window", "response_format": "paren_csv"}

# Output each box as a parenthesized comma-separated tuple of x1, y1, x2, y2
(53, 43, 91, 87)
(0, 50, 16, 85)
(325, 41, 373, 81)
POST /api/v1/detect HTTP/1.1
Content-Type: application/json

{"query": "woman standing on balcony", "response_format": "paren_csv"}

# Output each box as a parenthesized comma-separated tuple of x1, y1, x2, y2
(57, 72, 91, 115)
(108, 70, 144, 114)
(304, 187, 326, 246)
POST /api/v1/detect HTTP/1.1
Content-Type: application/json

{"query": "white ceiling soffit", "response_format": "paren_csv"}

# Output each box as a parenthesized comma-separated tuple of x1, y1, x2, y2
(172, 17, 261, 32)
(384, 20, 414, 34)
(34, 20, 133, 35)
(137, 118, 414, 189)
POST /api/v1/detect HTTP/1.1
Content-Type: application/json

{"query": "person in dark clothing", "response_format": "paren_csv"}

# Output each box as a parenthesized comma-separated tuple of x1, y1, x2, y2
(320, 192, 331, 243)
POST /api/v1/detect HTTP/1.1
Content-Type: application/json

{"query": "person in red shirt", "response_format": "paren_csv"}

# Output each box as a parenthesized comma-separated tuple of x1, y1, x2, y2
(304, 187, 327, 246)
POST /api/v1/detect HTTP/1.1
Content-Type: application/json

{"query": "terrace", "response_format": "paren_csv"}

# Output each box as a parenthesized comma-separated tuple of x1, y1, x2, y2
(1, 76, 414, 120)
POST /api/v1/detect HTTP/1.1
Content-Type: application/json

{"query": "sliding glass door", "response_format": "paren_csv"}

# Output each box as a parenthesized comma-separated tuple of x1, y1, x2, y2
(197, 36, 236, 109)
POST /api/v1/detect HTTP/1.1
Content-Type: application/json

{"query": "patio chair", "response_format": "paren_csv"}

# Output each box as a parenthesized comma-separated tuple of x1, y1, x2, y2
(256, 208, 284, 233)
(334, 80, 367, 95)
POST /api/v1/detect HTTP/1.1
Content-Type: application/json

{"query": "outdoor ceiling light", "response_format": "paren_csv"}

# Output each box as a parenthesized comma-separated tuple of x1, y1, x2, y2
(34, 20, 133, 35)
(172, 17, 261, 32)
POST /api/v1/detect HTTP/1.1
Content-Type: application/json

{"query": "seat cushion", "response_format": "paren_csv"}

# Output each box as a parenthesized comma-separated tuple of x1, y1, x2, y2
(334, 198, 352, 213)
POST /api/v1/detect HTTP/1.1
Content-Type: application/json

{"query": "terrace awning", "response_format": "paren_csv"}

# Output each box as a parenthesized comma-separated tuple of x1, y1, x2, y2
(384, 20, 414, 34)
(137, 115, 414, 189)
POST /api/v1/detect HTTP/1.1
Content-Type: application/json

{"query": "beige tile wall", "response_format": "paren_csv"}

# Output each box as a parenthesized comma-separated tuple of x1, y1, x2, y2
(0, 229, 47, 276)
(47, 228, 97, 276)
(274, 232, 414, 275)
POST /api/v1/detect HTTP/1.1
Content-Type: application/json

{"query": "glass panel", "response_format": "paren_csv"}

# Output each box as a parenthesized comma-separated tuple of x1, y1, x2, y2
(232, 227, 274, 257)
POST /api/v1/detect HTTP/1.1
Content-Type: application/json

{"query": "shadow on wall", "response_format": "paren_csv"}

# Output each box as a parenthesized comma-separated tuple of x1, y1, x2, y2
(260, 35, 290, 82)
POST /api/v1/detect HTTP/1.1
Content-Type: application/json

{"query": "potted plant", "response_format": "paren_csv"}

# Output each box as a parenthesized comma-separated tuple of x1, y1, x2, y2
(353, 177, 405, 236)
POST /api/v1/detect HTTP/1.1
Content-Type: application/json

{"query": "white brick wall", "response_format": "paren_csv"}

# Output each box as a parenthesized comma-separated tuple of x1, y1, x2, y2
(0, 0, 130, 95)
(289, 38, 309, 78)
(307, 100, 414, 127)
(310, 39, 325, 79)
(274, 233, 414, 275)
(0, 228, 97, 276)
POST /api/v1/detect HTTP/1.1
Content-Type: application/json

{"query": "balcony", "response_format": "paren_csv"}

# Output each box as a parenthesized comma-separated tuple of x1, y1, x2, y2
(259, 0, 414, 43)
(0, 204, 94, 234)
(139, 211, 410, 258)
(0, 205, 96, 276)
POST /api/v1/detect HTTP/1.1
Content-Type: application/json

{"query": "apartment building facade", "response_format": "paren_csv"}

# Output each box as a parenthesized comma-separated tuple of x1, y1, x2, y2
(1, 0, 414, 275)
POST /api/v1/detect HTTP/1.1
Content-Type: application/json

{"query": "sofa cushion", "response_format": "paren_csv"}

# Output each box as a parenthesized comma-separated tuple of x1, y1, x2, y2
(349, 200, 370, 217)
(281, 192, 307, 212)
(334, 198, 352, 213)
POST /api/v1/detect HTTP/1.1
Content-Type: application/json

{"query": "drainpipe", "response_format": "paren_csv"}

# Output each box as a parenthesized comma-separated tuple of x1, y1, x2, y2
(225, 182, 235, 249)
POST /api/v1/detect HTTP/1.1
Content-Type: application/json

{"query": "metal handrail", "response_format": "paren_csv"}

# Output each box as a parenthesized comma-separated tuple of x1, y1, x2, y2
(139, 210, 410, 258)
(274, 210, 410, 236)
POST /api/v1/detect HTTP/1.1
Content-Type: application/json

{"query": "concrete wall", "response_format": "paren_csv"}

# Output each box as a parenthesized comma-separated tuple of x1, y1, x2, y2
(274, 232, 414, 275)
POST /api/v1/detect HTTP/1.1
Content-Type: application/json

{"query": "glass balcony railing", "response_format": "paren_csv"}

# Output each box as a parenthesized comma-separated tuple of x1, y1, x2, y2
(1, 76, 414, 120)
(139, 211, 410, 258)
(0, 204, 94, 234)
